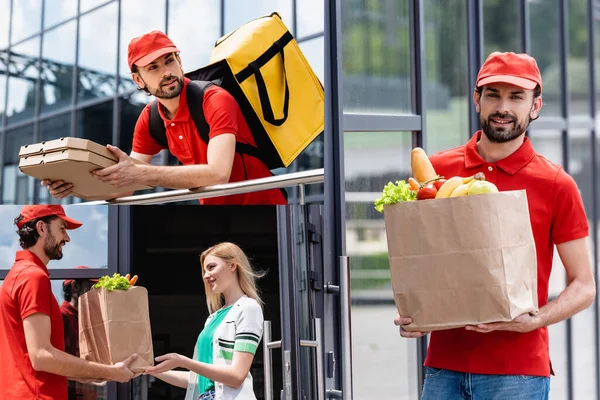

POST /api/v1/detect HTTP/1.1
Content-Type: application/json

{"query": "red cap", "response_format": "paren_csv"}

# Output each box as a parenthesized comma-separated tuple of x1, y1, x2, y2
(476, 52, 542, 93)
(127, 30, 180, 71)
(63, 266, 99, 286)
(16, 205, 82, 230)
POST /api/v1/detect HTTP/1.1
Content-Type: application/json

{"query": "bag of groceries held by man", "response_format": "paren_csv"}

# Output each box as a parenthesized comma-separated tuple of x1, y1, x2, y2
(374, 147, 538, 332)
(78, 273, 154, 373)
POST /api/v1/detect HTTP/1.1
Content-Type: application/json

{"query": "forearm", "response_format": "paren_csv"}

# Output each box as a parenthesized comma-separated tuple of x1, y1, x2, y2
(537, 277, 596, 328)
(32, 346, 115, 380)
(136, 164, 230, 189)
(182, 358, 245, 388)
(151, 370, 190, 389)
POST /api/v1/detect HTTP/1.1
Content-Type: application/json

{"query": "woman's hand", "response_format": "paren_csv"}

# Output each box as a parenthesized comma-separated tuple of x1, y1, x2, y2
(144, 353, 189, 375)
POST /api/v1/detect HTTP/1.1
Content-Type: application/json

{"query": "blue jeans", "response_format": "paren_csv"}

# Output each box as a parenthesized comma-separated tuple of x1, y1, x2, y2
(422, 367, 550, 400)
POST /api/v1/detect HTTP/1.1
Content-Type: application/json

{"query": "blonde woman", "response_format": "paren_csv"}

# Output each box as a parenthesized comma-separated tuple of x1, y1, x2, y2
(145, 242, 264, 400)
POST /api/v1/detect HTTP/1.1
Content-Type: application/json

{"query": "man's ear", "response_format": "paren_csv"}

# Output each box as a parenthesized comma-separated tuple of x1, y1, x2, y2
(530, 96, 543, 120)
(473, 90, 482, 114)
(35, 220, 47, 237)
(131, 72, 145, 89)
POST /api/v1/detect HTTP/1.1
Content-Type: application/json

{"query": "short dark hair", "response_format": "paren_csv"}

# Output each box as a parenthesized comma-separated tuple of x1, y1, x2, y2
(14, 214, 58, 249)
(475, 84, 542, 99)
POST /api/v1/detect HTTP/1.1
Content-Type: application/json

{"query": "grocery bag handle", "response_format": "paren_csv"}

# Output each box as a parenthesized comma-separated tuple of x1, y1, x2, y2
(236, 32, 293, 126)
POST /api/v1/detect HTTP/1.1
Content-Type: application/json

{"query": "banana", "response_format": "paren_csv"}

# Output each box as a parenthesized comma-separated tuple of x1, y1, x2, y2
(435, 176, 464, 198)
(449, 173, 485, 197)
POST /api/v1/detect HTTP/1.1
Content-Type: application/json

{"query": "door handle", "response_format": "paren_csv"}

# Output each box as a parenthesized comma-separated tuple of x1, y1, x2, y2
(263, 320, 282, 400)
(299, 318, 325, 400)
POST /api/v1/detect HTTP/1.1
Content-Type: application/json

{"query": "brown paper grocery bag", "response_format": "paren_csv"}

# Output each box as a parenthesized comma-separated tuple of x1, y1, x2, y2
(78, 287, 154, 373)
(383, 190, 538, 332)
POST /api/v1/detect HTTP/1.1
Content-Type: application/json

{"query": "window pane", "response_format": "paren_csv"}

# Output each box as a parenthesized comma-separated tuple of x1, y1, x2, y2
(596, 19, 600, 116)
(567, 0, 590, 117)
(77, 101, 113, 146)
(423, 0, 469, 154)
(168, 0, 220, 73)
(78, 2, 118, 102)
(569, 132, 596, 399)
(40, 112, 71, 141)
(530, 0, 561, 117)
(296, 0, 324, 38)
(119, 96, 146, 155)
(0, 0, 10, 49)
(483, 0, 522, 55)
(11, 0, 42, 44)
(528, 129, 563, 166)
(119, 0, 166, 81)
(80, 0, 112, 14)
(3, 125, 34, 204)
(0, 72, 6, 125)
(41, 21, 76, 114)
(7, 38, 40, 125)
(224, 0, 293, 35)
(341, 1, 412, 114)
(549, 321, 569, 399)
(345, 130, 416, 399)
(44, 0, 77, 28)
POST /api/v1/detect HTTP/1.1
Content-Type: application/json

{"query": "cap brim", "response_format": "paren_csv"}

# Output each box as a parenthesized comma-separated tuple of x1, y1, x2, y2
(58, 215, 83, 230)
(133, 46, 180, 69)
(477, 75, 537, 90)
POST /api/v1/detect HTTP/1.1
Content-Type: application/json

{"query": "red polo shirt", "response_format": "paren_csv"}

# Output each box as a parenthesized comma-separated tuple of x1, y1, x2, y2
(424, 131, 589, 377)
(0, 250, 67, 400)
(132, 78, 287, 205)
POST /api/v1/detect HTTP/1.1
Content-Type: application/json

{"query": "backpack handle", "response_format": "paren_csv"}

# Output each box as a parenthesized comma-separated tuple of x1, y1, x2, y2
(236, 32, 293, 127)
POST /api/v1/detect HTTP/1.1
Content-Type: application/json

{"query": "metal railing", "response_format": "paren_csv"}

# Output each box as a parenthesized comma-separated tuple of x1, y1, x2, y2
(81, 168, 324, 206)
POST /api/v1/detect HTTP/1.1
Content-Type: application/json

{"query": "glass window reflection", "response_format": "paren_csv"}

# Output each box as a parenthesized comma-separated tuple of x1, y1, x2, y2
(7, 38, 40, 125)
(567, 0, 590, 117)
(119, 0, 166, 83)
(224, 0, 293, 35)
(483, 0, 522, 55)
(0, 74, 6, 125)
(168, 0, 220, 73)
(44, 0, 77, 29)
(530, 0, 561, 117)
(80, 0, 112, 14)
(341, 1, 412, 114)
(37, 112, 72, 204)
(77, 101, 113, 147)
(0, 0, 10, 49)
(11, 0, 42, 44)
(296, 0, 324, 38)
(423, 0, 469, 154)
(3, 125, 34, 204)
(78, 2, 118, 102)
(41, 22, 76, 114)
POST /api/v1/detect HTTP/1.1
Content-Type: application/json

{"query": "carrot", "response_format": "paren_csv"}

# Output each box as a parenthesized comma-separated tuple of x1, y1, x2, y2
(411, 147, 438, 183)
(125, 274, 130, 281)
(129, 275, 138, 286)
(408, 177, 420, 191)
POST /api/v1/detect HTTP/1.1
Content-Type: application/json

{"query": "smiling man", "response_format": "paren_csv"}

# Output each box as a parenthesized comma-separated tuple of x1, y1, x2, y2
(42, 30, 287, 205)
(394, 52, 596, 399)
(0, 205, 137, 400)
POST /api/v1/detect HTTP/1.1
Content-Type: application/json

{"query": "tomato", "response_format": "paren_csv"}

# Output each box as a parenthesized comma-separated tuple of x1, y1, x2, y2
(432, 179, 447, 190)
(417, 184, 437, 200)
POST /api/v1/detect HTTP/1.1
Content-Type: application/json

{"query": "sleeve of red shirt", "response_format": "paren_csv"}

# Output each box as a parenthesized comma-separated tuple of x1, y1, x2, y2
(131, 104, 166, 155)
(14, 269, 53, 320)
(551, 168, 589, 244)
(203, 86, 239, 140)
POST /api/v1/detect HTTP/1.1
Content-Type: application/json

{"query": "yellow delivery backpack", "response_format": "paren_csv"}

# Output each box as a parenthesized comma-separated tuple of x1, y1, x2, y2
(149, 12, 324, 170)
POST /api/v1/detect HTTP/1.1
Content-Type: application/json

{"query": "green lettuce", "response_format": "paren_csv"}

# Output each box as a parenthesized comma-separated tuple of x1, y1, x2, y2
(93, 273, 131, 291)
(374, 180, 417, 213)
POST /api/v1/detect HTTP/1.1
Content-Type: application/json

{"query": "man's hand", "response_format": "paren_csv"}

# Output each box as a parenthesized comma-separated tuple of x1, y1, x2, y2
(465, 312, 541, 333)
(93, 145, 144, 188)
(144, 353, 188, 375)
(41, 179, 75, 199)
(394, 314, 430, 338)
(108, 353, 137, 383)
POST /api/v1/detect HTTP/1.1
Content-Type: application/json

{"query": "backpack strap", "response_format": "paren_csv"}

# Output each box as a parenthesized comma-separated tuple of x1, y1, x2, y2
(148, 100, 168, 149)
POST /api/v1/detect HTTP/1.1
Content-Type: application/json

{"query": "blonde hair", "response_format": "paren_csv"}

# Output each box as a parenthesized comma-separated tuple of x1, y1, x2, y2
(200, 242, 265, 314)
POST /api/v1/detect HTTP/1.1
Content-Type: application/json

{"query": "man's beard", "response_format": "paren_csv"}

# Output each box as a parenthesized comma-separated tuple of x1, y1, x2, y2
(44, 232, 65, 260)
(147, 75, 184, 99)
(480, 113, 530, 143)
